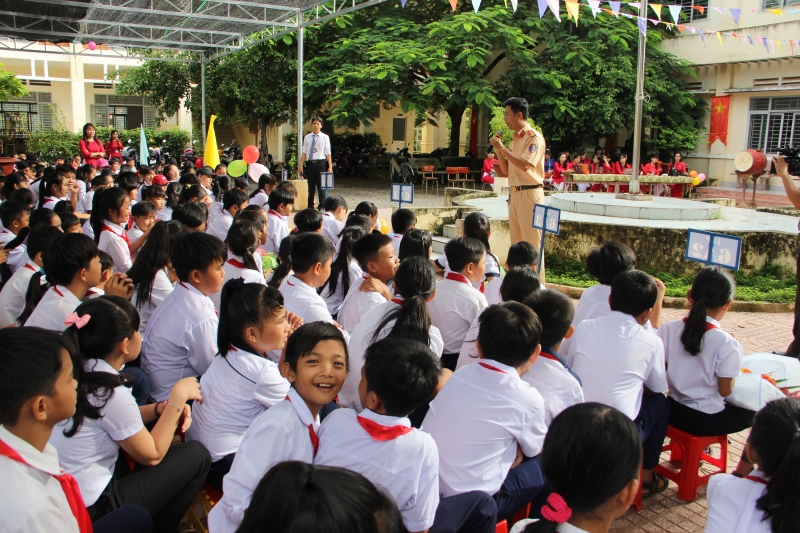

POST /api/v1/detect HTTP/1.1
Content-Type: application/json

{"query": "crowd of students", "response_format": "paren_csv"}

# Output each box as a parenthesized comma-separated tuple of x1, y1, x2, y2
(0, 152, 797, 533)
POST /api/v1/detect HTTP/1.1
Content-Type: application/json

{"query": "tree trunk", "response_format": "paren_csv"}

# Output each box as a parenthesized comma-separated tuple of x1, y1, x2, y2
(447, 105, 466, 156)
(259, 117, 269, 166)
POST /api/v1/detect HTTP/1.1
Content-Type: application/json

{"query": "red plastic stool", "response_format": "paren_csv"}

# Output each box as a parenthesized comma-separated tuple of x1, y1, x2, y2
(496, 520, 509, 533)
(512, 502, 531, 523)
(653, 425, 728, 502)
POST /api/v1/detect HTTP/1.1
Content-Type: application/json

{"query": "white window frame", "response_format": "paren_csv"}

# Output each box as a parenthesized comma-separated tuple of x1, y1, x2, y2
(747, 97, 800, 154)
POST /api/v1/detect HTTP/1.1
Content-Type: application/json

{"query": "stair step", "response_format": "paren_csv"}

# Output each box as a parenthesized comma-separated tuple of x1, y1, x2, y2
(432, 235, 450, 254)
(443, 224, 457, 238)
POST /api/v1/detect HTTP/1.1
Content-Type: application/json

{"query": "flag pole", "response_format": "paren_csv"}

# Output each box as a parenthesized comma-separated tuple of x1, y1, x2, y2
(629, 0, 648, 195)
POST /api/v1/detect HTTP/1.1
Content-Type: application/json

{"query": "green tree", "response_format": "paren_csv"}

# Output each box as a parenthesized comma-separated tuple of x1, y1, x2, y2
(0, 63, 28, 102)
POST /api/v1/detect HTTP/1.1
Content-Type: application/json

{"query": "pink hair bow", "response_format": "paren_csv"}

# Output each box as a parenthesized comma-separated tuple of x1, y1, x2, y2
(64, 312, 91, 329)
(541, 492, 572, 524)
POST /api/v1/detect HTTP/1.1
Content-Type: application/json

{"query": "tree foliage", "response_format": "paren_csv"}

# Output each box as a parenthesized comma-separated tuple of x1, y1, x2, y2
(0, 63, 28, 102)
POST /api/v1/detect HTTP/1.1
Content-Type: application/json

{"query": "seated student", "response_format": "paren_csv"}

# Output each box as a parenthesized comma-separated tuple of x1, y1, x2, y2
(263, 185, 295, 253)
(0, 200, 30, 271)
(267, 234, 294, 290)
(435, 212, 500, 285)
(278, 233, 339, 326)
(38, 167, 77, 211)
(178, 184, 212, 216)
(512, 403, 643, 533)
(141, 231, 227, 402)
(135, 165, 154, 202)
(9, 187, 34, 210)
(247, 173, 277, 210)
(353, 201, 381, 233)
(86, 251, 114, 299)
(293, 208, 323, 234)
(50, 297, 210, 533)
(209, 220, 266, 310)
(235, 462, 405, 533)
(233, 177, 250, 194)
(157, 182, 181, 222)
(321, 194, 347, 245)
(390, 208, 417, 255)
(705, 398, 800, 533)
(423, 303, 548, 521)
(566, 270, 670, 498)
(80, 173, 113, 215)
(657, 266, 754, 475)
(429, 237, 488, 371)
(207, 189, 247, 240)
(315, 338, 443, 533)
(236, 207, 270, 277)
(60, 213, 82, 234)
(0, 328, 153, 533)
(338, 233, 398, 333)
(171, 203, 208, 232)
(486, 241, 542, 306)
(128, 220, 185, 335)
(520, 290, 584, 426)
(209, 175, 230, 222)
(457, 267, 541, 369)
(341, 257, 445, 411)
(116, 173, 140, 208)
(398, 228, 433, 262)
(188, 281, 298, 491)
(126, 202, 156, 260)
(91, 188, 139, 273)
(318, 226, 367, 318)
(209, 322, 348, 533)
(0, 226, 60, 327)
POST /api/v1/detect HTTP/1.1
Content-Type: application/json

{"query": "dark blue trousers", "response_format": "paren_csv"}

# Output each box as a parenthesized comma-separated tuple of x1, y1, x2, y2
(207, 453, 235, 492)
(94, 504, 153, 533)
(635, 393, 671, 470)
(493, 456, 546, 521)
(120, 367, 150, 406)
(430, 491, 497, 533)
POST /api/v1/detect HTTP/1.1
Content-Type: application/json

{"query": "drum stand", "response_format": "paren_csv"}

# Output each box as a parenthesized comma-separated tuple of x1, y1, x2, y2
(735, 170, 766, 209)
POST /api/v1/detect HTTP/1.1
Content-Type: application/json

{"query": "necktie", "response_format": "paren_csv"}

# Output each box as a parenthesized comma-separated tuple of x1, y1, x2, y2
(309, 135, 317, 159)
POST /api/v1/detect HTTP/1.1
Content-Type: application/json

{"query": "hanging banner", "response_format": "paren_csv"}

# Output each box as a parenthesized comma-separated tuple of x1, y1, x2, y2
(729, 7, 741, 23)
(566, 0, 580, 23)
(538, 0, 549, 17)
(629, 1, 640, 11)
(449, 0, 457, 11)
(587, 0, 601, 17)
(708, 96, 730, 146)
(715, 31, 724, 49)
(510, 0, 519, 11)
(547, 0, 561, 21)
(650, 3, 662, 20)
(637, 15, 647, 35)
(471, 0, 481, 12)
(668, 4, 681, 23)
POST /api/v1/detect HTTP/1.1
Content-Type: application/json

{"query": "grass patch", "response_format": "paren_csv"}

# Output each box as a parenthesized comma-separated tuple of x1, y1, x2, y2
(545, 253, 797, 304)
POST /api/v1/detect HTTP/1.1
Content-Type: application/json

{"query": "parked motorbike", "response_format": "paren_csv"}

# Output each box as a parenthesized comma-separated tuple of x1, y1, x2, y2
(181, 141, 198, 164)
(220, 140, 242, 165)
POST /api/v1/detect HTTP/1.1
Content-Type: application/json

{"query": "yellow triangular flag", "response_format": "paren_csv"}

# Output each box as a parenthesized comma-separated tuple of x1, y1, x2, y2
(768, 8, 783, 15)
(650, 3, 662, 20)
(716, 31, 724, 49)
(204, 115, 220, 169)
(450, 0, 457, 10)
(565, 0, 580, 24)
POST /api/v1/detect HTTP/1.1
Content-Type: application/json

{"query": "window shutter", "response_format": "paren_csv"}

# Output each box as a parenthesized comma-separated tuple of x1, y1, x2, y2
(37, 102, 54, 130)
(144, 105, 157, 128)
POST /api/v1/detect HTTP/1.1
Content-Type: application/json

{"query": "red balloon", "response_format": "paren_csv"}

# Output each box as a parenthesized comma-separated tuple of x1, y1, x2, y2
(243, 145, 260, 164)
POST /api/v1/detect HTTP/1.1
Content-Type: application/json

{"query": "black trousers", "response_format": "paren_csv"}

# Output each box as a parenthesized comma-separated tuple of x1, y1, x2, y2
(635, 393, 671, 470)
(430, 491, 498, 533)
(788, 236, 800, 357)
(94, 504, 153, 533)
(88, 440, 211, 533)
(304, 160, 326, 208)
(668, 396, 755, 436)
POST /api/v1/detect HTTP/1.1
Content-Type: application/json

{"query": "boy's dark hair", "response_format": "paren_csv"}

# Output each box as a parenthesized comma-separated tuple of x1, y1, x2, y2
(391, 209, 417, 235)
(53, 200, 74, 215)
(141, 184, 166, 201)
(234, 177, 250, 190)
(97, 250, 114, 273)
(28, 208, 58, 229)
(59, 212, 80, 232)
(131, 201, 157, 218)
(293, 208, 323, 234)
(215, 163, 227, 172)
(586, 242, 636, 285)
(609, 270, 658, 318)
(236, 206, 267, 228)
(138, 165, 153, 176)
(9, 188, 33, 207)
(26, 225, 62, 260)
(91, 173, 111, 189)
(523, 289, 575, 347)
(324, 194, 347, 212)
(478, 302, 541, 367)
(500, 267, 541, 303)
(0, 328, 78, 426)
(352, 233, 393, 271)
(222, 188, 249, 211)
(507, 241, 539, 269)
(43, 233, 99, 286)
(363, 338, 441, 417)
(179, 173, 200, 186)
(0, 200, 27, 228)
(267, 186, 296, 211)
(170, 231, 227, 282)
(284, 322, 348, 373)
(398, 229, 432, 262)
(503, 97, 529, 120)
(116, 174, 140, 193)
(444, 237, 485, 273)
(171, 203, 208, 230)
(288, 232, 334, 274)
(344, 214, 373, 235)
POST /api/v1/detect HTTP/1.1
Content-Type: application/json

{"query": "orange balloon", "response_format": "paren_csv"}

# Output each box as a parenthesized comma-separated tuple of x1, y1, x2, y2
(243, 145, 260, 164)
(689, 170, 698, 178)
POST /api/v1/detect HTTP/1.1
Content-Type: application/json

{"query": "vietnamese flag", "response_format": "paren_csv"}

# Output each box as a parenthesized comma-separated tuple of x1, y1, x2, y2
(708, 96, 730, 146)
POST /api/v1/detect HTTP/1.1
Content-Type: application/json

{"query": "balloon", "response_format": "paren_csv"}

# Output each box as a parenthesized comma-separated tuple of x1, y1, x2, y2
(692, 176, 701, 186)
(248, 163, 269, 182)
(243, 145, 260, 165)
(195, 158, 203, 167)
(689, 170, 698, 178)
(698, 173, 706, 182)
(87, 41, 97, 51)
(228, 160, 247, 177)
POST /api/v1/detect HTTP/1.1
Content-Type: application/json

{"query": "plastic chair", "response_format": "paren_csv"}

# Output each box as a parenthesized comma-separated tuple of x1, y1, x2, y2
(186, 482, 223, 533)
(421, 165, 439, 195)
(653, 425, 728, 502)
(446, 167, 469, 188)
(496, 520, 509, 533)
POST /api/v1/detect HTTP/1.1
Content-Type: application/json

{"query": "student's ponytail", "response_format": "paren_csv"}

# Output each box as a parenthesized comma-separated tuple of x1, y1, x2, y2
(250, 174, 276, 200)
(217, 279, 284, 357)
(17, 271, 48, 325)
(371, 257, 436, 346)
(319, 226, 366, 299)
(213, 175, 230, 203)
(680, 266, 734, 355)
(165, 182, 183, 208)
(749, 397, 800, 533)
(225, 220, 259, 272)
(268, 234, 294, 289)
(89, 187, 128, 244)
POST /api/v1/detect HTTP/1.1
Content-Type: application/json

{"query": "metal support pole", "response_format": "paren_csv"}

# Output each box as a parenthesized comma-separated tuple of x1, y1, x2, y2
(629, 0, 648, 195)
(297, 22, 305, 171)
(200, 52, 207, 150)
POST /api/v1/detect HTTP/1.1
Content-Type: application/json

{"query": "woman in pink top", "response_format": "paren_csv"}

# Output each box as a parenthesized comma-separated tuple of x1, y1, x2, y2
(105, 129, 124, 161)
(79, 123, 108, 168)
(481, 149, 496, 187)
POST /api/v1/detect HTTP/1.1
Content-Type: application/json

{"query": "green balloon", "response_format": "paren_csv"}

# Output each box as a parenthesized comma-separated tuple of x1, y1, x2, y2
(228, 160, 247, 177)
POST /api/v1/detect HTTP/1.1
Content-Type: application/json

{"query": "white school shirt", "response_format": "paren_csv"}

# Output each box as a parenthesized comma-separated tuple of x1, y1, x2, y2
(41, 196, 66, 211)
(705, 470, 770, 533)
(521, 350, 584, 426)
(561, 283, 611, 354)
(340, 297, 444, 411)
(320, 259, 363, 316)
(207, 209, 234, 241)
(187, 346, 289, 462)
(209, 254, 266, 310)
(85, 287, 104, 299)
(390, 232, 403, 256)
(437, 251, 500, 286)
(315, 409, 439, 532)
(25, 285, 82, 330)
(209, 200, 224, 224)
(658, 317, 742, 415)
(157, 205, 172, 221)
(82, 219, 94, 239)
(321, 212, 344, 246)
(127, 223, 144, 244)
(484, 275, 546, 306)
(566, 311, 668, 420)
(78, 190, 94, 214)
(248, 190, 268, 209)
(98, 219, 132, 273)
(132, 268, 174, 335)
(302, 132, 332, 160)
(49, 358, 144, 506)
(0, 227, 26, 273)
(337, 275, 388, 333)
(209, 387, 320, 533)
(141, 281, 219, 402)
(456, 313, 482, 369)
(263, 209, 289, 254)
(280, 274, 337, 324)
(422, 359, 548, 498)
(0, 259, 38, 326)
(428, 274, 488, 354)
(0, 426, 80, 533)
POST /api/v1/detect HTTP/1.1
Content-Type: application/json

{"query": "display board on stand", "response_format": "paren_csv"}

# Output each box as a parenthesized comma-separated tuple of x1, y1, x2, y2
(684, 229, 742, 270)
(390, 183, 414, 209)
(319, 172, 334, 203)
(532, 204, 561, 274)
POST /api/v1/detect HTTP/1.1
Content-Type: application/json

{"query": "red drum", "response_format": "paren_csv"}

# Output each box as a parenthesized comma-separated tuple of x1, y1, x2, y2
(734, 149, 767, 174)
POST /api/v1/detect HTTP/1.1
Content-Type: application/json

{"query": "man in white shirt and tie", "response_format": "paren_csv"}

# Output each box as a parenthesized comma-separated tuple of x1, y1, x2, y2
(298, 116, 332, 211)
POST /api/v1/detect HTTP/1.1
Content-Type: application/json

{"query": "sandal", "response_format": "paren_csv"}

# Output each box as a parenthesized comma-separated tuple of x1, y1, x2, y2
(642, 472, 669, 498)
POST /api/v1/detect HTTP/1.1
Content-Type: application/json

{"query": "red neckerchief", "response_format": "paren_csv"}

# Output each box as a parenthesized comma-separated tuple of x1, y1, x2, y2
(743, 475, 767, 484)
(227, 258, 246, 269)
(446, 272, 485, 294)
(323, 212, 333, 218)
(357, 415, 413, 441)
(478, 361, 506, 374)
(86, 288, 100, 297)
(102, 223, 131, 253)
(0, 439, 92, 533)
(24, 263, 37, 272)
(391, 297, 404, 305)
(268, 209, 283, 219)
(681, 317, 719, 332)
(539, 352, 560, 362)
(52, 286, 65, 297)
(284, 395, 319, 456)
